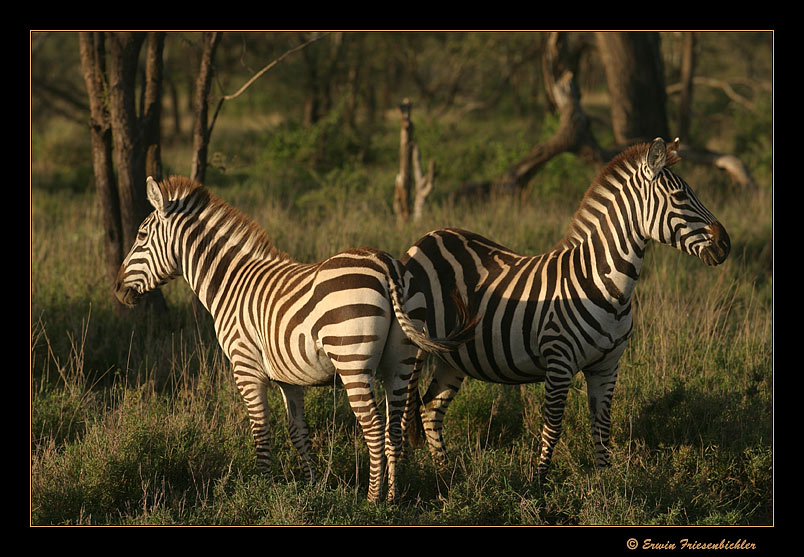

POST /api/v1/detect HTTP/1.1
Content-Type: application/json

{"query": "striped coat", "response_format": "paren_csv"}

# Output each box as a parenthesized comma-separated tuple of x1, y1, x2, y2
(401, 138, 730, 476)
(115, 176, 470, 501)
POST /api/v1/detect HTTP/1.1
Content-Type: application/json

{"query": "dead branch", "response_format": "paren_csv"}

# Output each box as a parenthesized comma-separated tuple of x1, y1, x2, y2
(678, 144, 758, 189)
(667, 76, 757, 111)
(412, 143, 436, 221)
(455, 32, 606, 200)
(207, 33, 329, 140)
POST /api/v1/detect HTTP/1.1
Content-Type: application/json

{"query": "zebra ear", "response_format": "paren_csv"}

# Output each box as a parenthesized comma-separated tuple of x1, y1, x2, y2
(646, 138, 667, 179)
(146, 176, 167, 215)
(665, 137, 682, 167)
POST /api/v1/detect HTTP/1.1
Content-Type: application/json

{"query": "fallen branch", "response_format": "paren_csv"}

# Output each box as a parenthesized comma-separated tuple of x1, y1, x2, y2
(678, 144, 758, 189)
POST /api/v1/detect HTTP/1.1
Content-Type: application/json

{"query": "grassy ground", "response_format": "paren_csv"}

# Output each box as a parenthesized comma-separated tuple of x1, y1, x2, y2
(30, 144, 772, 526)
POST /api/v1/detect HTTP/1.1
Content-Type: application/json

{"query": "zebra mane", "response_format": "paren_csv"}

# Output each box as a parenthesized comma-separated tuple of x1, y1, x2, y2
(555, 141, 678, 250)
(160, 175, 292, 262)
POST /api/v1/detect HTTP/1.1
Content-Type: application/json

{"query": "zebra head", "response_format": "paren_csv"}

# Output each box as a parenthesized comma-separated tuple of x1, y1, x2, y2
(114, 177, 181, 306)
(640, 138, 730, 266)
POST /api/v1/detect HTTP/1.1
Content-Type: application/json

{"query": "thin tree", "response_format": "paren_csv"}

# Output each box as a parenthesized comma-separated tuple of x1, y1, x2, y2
(189, 33, 326, 185)
(189, 31, 222, 185)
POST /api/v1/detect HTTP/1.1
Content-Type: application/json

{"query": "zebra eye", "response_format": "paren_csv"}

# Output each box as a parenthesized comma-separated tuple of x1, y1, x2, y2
(137, 230, 148, 241)
(671, 190, 688, 202)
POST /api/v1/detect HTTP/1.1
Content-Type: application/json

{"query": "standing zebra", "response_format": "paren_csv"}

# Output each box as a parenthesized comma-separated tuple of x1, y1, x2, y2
(401, 138, 731, 477)
(114, 175, 470, 502)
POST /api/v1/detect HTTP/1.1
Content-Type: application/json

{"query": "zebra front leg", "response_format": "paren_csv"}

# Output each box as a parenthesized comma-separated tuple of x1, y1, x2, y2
(537, 366, 573, 479)
(338, 368, 387, 503)
(232, 365, 274, 475)
(277, 382, 318, 483)
(583, 364, 619, 469)
(419, 361, 465, 467)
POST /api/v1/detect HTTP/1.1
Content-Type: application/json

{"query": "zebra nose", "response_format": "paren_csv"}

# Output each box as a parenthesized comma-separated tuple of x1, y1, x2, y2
(704, 222, 730, 265)
(114, 274, 140, 306)
(114, 279, 129, 305)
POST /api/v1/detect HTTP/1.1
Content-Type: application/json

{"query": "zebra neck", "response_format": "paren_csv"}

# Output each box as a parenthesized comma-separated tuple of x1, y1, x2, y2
(559, 208, 647, 307)
(175, 205, 288, 317)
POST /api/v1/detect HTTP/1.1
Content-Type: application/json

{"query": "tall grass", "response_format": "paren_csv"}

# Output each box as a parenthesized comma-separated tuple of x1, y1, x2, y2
(30, 156, 772, 525)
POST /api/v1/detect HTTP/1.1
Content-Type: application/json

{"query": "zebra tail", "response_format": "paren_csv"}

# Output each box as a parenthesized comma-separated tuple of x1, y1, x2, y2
(387, 269, 478, 354)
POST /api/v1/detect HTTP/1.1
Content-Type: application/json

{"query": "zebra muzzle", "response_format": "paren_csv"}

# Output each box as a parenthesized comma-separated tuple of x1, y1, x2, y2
(114, 270, 143, 307)
(114, 283, 142, 306)
(700, 222, 730, 266)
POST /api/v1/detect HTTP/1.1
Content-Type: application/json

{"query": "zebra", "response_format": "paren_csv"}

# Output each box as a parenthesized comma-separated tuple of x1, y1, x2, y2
(114, 175, 472, 502)
(400, 138, 731, 478)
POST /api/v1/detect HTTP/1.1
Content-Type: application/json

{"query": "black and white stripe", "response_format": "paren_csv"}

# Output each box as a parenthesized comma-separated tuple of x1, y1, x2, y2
(401, 138, 730, 477)
(115, 175, 467, 502)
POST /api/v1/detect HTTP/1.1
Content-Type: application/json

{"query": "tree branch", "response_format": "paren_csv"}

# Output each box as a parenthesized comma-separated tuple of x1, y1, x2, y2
(207, 33, 329, 140)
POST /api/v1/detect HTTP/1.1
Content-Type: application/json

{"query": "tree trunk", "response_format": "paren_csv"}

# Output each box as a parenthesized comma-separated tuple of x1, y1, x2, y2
(393, 98, 413, 223)
(80, 31, 168, 311)
(190, 31, 222, 185)
(107, 32, 148, 251)
(595, 32, 669, 147)
(143, 32, 165, 181)
(78, 32, 122, 286)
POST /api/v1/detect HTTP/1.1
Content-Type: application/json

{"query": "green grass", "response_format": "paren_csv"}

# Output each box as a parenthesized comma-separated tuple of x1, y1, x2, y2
(30, 161, 772, 524)
(30, 80, 774, 525)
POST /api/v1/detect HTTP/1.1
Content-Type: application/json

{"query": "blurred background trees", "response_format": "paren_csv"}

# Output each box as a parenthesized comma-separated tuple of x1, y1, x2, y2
(31, 31, 773, 294)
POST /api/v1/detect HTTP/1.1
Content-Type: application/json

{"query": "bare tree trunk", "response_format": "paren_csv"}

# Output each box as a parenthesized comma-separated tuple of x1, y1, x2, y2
(143, 32, 165, 181)
(190, 31, 222, 184)
(393, 98, 413, 224)
(300, 32, 343, 127)
(107, 32, 147, 251)
(78, 32, 122, 286)
(595, 31, 669, 147)
(393, 98, 435, 223)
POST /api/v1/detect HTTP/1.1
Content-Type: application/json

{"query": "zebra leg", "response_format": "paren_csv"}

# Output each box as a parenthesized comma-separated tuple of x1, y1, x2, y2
(537, 366, 573, 478)
(232, 365, 274, 475)
(400, 349, 425, 451)
(276, 382, 318, 483)
(419, 360, 465, 466)
(338, 368, 387, 503)
(583, 364, 619, 469)
(379, 324, 421, 502)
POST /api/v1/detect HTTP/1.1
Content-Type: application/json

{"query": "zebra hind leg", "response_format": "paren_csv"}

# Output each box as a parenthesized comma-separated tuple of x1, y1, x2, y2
(277, 382, 319, 483)
(419, 361, 465, 467)
(399, 351, 425, 452)
(338, 367, 387, 503)
(380, 325, 422, 502)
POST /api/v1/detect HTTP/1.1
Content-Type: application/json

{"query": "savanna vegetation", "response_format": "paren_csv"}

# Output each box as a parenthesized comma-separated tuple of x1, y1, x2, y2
(31, 31, 773, 527)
